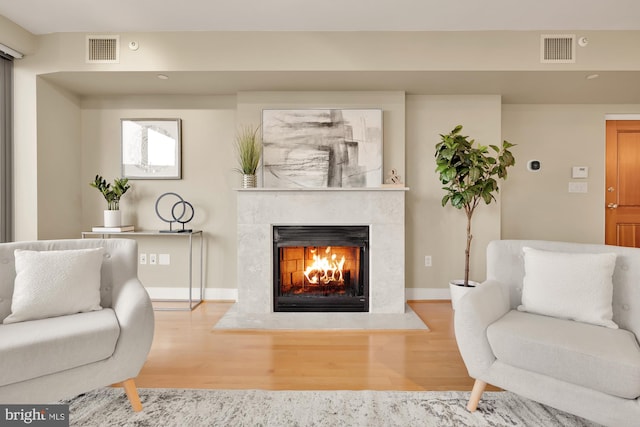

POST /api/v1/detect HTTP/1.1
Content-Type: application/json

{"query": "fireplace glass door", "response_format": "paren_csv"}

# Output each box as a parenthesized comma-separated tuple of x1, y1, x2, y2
(273, 226, 369, 312)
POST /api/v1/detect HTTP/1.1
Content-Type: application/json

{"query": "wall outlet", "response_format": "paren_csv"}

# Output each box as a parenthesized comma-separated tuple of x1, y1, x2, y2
(424, 255, 432, 267)
(159, 254, 170, 265)
(139, 253, 147, 265)
(149, 253, 157, 265)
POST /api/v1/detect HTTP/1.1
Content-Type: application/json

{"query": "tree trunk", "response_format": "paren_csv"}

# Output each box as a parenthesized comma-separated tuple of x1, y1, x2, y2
(464, 208, 473, 286)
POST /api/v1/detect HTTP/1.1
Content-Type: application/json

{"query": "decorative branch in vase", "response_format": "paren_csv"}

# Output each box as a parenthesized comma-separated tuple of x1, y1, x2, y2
(90, 175, 131, 227)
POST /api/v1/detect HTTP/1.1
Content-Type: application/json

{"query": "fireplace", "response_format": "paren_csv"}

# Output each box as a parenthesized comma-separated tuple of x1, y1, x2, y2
(237, 189, 406, 314)
(273, 225, 369, 312)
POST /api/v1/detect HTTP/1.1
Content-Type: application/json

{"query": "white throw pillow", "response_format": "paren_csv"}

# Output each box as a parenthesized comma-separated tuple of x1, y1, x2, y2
(517, 247, 618, 329)
(3, 248, 104, 324)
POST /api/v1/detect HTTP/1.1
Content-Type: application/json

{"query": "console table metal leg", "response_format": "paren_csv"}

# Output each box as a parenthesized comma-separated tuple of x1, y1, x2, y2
(200, 233, 204, 304)
(82, 230, 205, 311)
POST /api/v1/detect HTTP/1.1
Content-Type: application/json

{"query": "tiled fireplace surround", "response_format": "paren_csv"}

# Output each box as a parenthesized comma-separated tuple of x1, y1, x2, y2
(236, 188, 408, 314)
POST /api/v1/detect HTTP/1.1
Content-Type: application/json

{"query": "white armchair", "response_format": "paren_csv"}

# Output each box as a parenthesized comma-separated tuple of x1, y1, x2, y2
(454, 240, 640, 427)
(0, 239, 154, 411)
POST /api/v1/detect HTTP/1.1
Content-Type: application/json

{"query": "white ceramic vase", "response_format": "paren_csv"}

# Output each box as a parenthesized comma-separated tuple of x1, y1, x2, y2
(103, 209, 121, 227)
(449, 279, 479, 311)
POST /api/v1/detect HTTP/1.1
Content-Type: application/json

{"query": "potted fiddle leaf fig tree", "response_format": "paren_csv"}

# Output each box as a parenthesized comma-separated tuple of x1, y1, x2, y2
(234, 124, 261, 188)
(434, 125, 515, 309)
(90, 175, 131, 227)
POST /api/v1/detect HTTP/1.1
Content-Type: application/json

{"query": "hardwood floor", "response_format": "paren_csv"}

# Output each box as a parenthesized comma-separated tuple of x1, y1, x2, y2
(136, 300, 497, 391)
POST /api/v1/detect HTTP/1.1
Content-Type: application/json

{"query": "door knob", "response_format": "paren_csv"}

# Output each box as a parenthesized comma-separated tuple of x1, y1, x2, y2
(607, 187, 615, 192)
(608, 203, 618, 209)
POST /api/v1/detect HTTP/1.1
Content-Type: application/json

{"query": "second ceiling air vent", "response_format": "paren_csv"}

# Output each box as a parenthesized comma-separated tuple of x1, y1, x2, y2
(86, 35, 120, 63)
(541, 34, 575, 64)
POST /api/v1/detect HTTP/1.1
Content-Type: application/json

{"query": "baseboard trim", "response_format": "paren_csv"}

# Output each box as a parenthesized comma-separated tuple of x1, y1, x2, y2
(405, 288, 451, 300)
(146, 287, 451, 302)
(146, 287, 238, 301)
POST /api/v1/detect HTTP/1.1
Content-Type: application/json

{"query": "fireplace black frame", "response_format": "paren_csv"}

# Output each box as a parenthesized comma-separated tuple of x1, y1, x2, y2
(273, 225, 369, 312)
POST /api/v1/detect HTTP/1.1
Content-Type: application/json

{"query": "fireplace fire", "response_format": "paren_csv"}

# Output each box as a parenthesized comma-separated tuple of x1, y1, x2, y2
(304, 246, 346, 285)
(273, 226, 369, 312)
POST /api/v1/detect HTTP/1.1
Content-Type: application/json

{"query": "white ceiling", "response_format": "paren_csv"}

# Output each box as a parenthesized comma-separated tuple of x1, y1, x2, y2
(2, 0, 640, 34)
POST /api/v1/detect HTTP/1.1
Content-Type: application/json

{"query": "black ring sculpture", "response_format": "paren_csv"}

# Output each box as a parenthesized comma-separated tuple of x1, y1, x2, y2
(155, 192, 194, 233)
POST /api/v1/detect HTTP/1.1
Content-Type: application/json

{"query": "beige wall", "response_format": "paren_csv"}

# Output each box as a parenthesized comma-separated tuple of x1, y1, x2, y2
(501, 104, 640, 243)
(36, 77, 82, 239)
(74, 91, 403, 294)
(14, 31, 640, 72)
(406, 95, 502, 293)
(10, 28, 640, 297)
(0, 15, 36, 56)
(79, 95, 237, 295)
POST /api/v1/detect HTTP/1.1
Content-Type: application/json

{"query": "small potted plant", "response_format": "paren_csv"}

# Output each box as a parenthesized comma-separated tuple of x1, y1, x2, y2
(234, 124, 261, 188)
(434, 125, 515, 309)
(90, 175, 131, 227)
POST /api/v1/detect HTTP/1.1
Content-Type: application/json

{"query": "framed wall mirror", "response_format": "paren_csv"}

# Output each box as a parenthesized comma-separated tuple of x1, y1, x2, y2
(121, 118, 182, 179)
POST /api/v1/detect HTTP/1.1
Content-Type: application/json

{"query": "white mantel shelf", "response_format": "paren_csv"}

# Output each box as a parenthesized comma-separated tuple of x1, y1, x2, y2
(236, 186, 409, 192)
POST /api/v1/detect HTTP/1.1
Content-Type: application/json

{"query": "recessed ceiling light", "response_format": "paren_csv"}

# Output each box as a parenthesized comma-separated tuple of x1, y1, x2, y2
(157, 74, 169, 80)
(586, 73, 600, 80)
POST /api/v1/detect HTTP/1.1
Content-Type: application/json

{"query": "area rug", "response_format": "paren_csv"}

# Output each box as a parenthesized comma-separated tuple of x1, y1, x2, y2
(65, 388, 599, 426)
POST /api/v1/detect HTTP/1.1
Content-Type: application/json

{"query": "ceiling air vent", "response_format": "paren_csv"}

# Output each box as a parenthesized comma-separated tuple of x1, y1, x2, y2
(541, 34, 575, 64)
(86, 35, 119, 63)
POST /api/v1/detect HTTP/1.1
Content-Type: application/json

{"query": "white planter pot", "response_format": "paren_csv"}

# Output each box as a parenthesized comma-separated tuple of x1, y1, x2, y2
(449, 279, 480, 311)
(103, 210, 121, 227)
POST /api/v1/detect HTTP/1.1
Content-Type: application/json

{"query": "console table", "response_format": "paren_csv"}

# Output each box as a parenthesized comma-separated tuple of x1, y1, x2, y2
(81, 230, 204, 311)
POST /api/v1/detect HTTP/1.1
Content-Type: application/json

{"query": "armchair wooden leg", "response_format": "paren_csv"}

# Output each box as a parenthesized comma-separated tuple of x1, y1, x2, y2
(467, 379, 487, 412)
(122, 378, 143, 412)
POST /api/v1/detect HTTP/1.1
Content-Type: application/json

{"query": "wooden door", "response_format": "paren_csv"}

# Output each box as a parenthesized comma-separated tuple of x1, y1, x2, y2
(605, 120, 640, 247)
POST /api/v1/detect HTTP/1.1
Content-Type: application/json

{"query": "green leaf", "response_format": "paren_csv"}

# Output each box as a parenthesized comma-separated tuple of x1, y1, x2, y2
(440, 147, 455, 160)
(451, 193, 465, 208)
(501, 151, 515, 166)
(468, 167, 481, 183)
(443, 168, 457, 182)
(435, 164, 449, 173)
(482, 191, 494, 204)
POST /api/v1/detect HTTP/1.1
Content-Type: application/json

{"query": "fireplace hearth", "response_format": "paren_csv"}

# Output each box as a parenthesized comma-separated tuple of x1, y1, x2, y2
(273, 225, 369, 312)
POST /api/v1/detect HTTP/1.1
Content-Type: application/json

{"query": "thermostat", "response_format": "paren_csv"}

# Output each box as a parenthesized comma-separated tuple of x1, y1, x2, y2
(572, 166, 589, 179)
(527, 160, 541, 171)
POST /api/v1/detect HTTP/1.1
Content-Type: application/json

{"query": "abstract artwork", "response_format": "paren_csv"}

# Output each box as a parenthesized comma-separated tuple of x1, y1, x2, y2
(262, 109, 383, 188)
